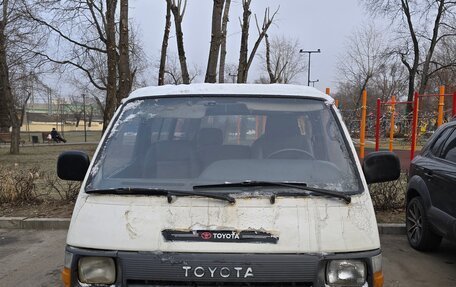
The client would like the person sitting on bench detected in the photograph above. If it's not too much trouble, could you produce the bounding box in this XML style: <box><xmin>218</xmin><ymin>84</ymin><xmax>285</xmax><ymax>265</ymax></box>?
<box><xmin>50</xmin><ymin>128</ymin><xmax>67</xmax><ymax>143</ymax></box>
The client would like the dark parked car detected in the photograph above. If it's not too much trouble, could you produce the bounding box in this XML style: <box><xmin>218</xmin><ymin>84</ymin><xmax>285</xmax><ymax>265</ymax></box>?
<box><xmin>407</xmin><ymin>121</ymin><xmax>456</xmax><ymax>251</ymax></box>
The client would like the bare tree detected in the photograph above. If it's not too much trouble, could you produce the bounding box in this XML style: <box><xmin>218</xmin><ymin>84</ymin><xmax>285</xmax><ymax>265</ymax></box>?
<box><xmin>167</xmin><ymin>0</ymin><xmax>190</xmax><ymax>84</ymax></box>
<box><xmin>105</xmin><ymin>0</ymin><xmax>118</xmax><ymax>130</ymax></box>
<box><xmin>218</xmin><ymin>0</ymin><xmax>231</xmax><ymax>83</ymax></box>
<box><xmin>237</xmin><ymin>0</ymin><xmax>251</xmax><ymax>84</ymax></box>
<box><xmin>237</xmin><ymin>3</ymin><xmax>279</xmax><ymax>83</ymax></box>
<box><xmin>161</xmin><ymin>54</ymin><xmax>199</xmax><ymax>85</ymax></box>
<box><xmin>158</xmin><ymin>0</ymin><xmax>172</xmax><ymax>86</ymax></box>
<box><xmin>0</xmin><ymin>0</ymin><xmax>46</xmax><ymax>154</ymax></box>
<box><xmin>117</xmin><ymin>0</ymin><xmax>132</xmax><ymax>105</ymax></box>
<box><xmin>67</xmin><ymin>95</ymin><xmax>84</xmax><ymax>127</ymax></box>
<box><xmin>205</xmin><ymin>0</ymin><xmax>225</xmax><ymax>83</ymax></box>
<box><xmin>0</xmin><ymin>70</ymin><xmax>8</xmax><ymax>132</ymax></box>
<box><xmin>372</xmin><ymin>58</ymin><xmax>408</xmax><ymax>103</ymax></box>
<box><xmin>337</xmin><ymin>24</ymin><xmax>388</xmax><ymax>108</ymax></box>
<box><xmin>27</xmin><ymin>0</ymin><xmax>139</xmax><ymax>130</ymax></box>
<box><xmin>362</xmin><ymin>0</ymin><xmax>456</xmax><ymax>106</ymax></box>
<box><xmin>261</xmin><ymin>35</ymin><xmax>306</xmax><ymax>84</ymax></box>
<box><xmin>428</xmin><ymin>36</ymin><xmax>456</xmax><ymax>89</ymax></box>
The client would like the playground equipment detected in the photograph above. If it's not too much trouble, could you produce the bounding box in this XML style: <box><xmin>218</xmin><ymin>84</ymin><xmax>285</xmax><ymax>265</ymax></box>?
<box><xmin>354</xmin><ymin>86</ymin><xmax>456</xmax><ymax>160</ymax></box>
<box><xmin>375</xmin><ymin>96</ymin><xmax>414</xmax><ymax>152</ymax></box>
<box><xmin>410</xmin><ymin>87</ymin><xmax>456</xmax><ymax>159</ymax></box>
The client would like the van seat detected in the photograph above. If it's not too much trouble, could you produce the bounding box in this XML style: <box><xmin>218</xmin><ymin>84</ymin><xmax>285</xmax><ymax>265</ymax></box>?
<box><xmin>196</xmin><ymin>128</ymin><xmax>251</xmax><ymax>169</ymax></box>
<box><xmin>143</xmin><ymin>140</ymin><xmax>199</xmax><ymax>178</ymax></box>
<box><xmin>251</xmin><ymin>115</ymin><xmax>312</xmax><ymax>159</ymax></box>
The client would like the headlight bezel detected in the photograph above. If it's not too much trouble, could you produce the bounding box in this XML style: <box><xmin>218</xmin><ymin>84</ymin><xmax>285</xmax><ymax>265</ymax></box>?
<box><xmin>326</xmin><ymin>259</ymin><xmax>367</xmax><ymax>287</ymax></box>
<box><xmin>78</xmin><ymin>256</ymin><xmax>117</xmax><ymax>285</ymax></box>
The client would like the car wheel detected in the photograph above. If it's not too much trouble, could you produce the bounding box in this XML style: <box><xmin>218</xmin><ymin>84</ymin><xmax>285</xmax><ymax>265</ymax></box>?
<box><xmin>406</xmin><ymin>196</ymin><xmax>442</xmax><ymax>251</ymax></box>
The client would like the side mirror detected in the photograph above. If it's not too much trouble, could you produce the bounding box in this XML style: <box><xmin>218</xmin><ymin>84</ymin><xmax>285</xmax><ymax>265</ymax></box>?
<box><xmin>362</xmin><ymin>151</ymin><xmax>400</xmax><ymax>184</ymax></box>
<box><xmin>57</xmin><ymin>151</ymin><xmax>90</xmax><ymax>181</ymax></box>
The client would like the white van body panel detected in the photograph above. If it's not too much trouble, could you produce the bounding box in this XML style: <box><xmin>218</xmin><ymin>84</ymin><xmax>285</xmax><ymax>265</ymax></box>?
<box><xmin>67</xmin><ymin>192</ymin><xmax>379</xmax><ymax>253</ymax></box>
<box><xmin>67</xmin><ymin>84</ymin><xmax>380</xmax><ymax>255</ymax></box>
<box><xmin>127</xmin><ymin>84</ymin><xmax>334</xmax><ymax>102</ymax></box>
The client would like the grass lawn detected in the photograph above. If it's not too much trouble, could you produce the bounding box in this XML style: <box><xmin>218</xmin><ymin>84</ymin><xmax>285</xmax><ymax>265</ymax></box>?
<box><xmin>20</xmin><ymin>131</ymin><xmax>103</xmax><ymax>144</ymax></box>
<box><xmin>0</xmin><ymin>143</ymin><xmax>99</xmax><ymax>217</ymax></box>
<box><xmin>0</xmin><ymin>143</ymin><xmax>98</xmax><ymax>201</ymax></box>
<box><xmin>0</xmin><ymin>143</ymin><xmax>98</xmax><ymax>174</ymax></box>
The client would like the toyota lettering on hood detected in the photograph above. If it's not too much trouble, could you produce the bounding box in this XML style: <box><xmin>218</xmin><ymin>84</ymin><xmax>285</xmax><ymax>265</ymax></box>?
<box><xmin>162</xmin><ymin>230</ymin><xmax>279</xmax><ymax>244</ymax></box>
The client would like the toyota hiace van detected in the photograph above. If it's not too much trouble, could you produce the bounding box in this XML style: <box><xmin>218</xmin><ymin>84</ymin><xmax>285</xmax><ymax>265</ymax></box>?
<box><xmin>58</xmin><ymin>84</ymin><xmax>400</xmax><ymax>287</ymax></box>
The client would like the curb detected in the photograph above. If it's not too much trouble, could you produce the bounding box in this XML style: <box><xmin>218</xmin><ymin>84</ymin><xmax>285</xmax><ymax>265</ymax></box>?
<box><xmin>0</xmin><ymin>217</ymin><xmax>70</xmax><ymax>230</ymax></box>
<box><xmin>377</xmin><ymin>223</ymin><xmax>406</xmax><ymax>235</ymax></box>
<box><xmin>1</xmin><ymin>217</ymin><xmax>405</xmax><ymax>234</ymax></box>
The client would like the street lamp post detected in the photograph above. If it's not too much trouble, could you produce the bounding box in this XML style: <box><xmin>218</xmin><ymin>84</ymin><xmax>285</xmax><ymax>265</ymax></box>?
<box><xmin>299</xmin><ymin>49</ymin><xmax>321</xmax><ymax>86</ymax></box>
<box><xmin>82</xmin><ymin>93</ymin><xmax>87</xmax><ymax>143</ymax></box>
<box><xmin>309</xmin><ymin>79</ymin><xmax>319</xmax><ymax>87</ymax></box>
<box><xmin>228</xmin><ymin>73</ymin><xmax>237</xmax><ymax>83</ymax></box>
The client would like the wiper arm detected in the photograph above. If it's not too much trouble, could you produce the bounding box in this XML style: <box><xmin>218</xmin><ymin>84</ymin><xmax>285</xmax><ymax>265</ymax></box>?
<box><xmin>193</xmin><ymin>180</ymin><xmax>308</xmax><ymax>189</ymax></box>
<box><xmin>193</xmin><ymin>181</ymin><xmax>351</xmax><ymax>204</ymax></box>
<box><xmin>273</xmin><ymin>183</ymin><xmax>351</xmax><ymax>204</ymax></box>
<box><xmin>86</xmin><ymin>188</ymin><xmax>235</xmax><ymax>204</ymax></box>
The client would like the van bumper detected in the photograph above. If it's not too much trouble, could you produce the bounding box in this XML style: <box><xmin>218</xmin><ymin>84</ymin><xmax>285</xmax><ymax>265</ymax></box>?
<box><xmin>65</xmin><ymin>245</ymin><xmax>381</xmax><ymax>287</ymax></box>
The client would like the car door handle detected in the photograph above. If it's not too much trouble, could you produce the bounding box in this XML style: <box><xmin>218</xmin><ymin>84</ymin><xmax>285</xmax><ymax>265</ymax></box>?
<box><xmin>424</xmin><ymin>170</ymin><xmax>434</xmax><ymax>177</ymax></box>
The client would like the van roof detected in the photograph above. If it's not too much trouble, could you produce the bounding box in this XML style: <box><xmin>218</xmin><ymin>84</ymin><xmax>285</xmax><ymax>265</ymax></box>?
<box><xmin>127</xmin><ymin>84</ymin><xmax>333</xmax><ymax>102</ymax></box>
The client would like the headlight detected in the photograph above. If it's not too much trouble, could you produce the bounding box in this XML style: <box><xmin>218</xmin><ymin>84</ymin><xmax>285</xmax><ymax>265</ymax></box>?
<box><xmin>326</xmin><ymin>260</ymin><xmax>367</xmax><ymax>286</ymax></box>
<box><xmin>78</xmin><ymin>256</ymin><xmax>116</xmax><ymax>284</ymax></box>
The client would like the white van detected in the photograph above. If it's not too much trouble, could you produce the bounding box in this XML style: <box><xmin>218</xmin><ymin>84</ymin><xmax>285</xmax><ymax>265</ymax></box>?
<box><xmin>58</xmin><ymin>84</ymin><xmax>400</xmax><ymax>287</ymax></box>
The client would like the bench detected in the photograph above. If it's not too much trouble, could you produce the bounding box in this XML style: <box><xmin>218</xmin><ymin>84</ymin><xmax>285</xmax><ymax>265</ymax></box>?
<box><xmin>41</xmin><ymin>132</ymin><xmax>66</xmax><ymax>143</ymax></box>
<box><xmin>0</xmin><ymin>132</ymin><xmax>26</xmax><ymax>145</ymax></box>
<box><xmin>42</xmin><ymin>132</ymin><xmax>52</xmax><ymax>143</ymax></box>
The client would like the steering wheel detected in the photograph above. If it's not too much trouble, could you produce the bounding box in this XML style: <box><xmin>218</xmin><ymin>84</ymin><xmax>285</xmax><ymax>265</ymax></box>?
<box><xmin>266</xmin><ymin>148</ymin><xmax>314</xmax><ymax>159</ymax></box>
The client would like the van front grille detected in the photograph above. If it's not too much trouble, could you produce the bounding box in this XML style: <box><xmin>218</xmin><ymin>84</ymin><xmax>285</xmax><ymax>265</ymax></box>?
<box><xmin>126</xmin><ymin>280</ymin><xmax>313</xmax><ymax>287</ymax></box>
<box><xmin>119</xmin><ymin>252</ymin><xmax>319</xmax><ymax>284</ymax></box>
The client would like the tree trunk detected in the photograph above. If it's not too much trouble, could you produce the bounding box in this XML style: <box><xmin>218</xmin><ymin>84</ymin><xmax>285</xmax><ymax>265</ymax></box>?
<box><xmin>75</xmin><ymin>114</ymin><xmax>81</xmax><ymax>127</ymax></box>
<box><xmin>88</xmin><ymin>106</ymin><xmax>93</xmax><ymax>127</ymax></box>
<box><xmin>401</xmin><ymin>0</ymin><xmax>420</xmax><ymax>115</ymax></box>
<box><xmin>265</xmin><ymin>34</ymin><xmax>276</xmax><ymax>83</ymax></box>
<box><xmin>0</xmin><ymin>89</ymin><xmax>9</xmax><ymax>132</ymax></box>
<box><xmin>169</xmin><ymin>0</ymin><xmax>190</xmax><ymax>84</ymax></box>
<box><xmin>218</xmin><ymin>0</ymin><xmax>231</xmax><ymax>83</ymax></box>
<box><xmin>418</xmin><ymin>0</ymin><xmax>445</xmax><ymax>95</ymax></box>
<box><xmin>0</xmin><ymin>53</ymin><xmax>20</xmax><ymax>155</ymax></box>
<box><xmin>355</xmin><ymin>77</ymin><xmax>370</xmax><ymax>110</ymax></box>
<box><xmin>244</xmin><ymin>8</ymin><xmax>277</xmax><ymax>82</ymax></box>
<box><xmin>19</xmin><ymin>93</ymin><xmax>31</xmax><ymax>127</ymax></box>
<box><xmin>0</xmin><ymin>0</ymin><xmax>11</xmax><ymax>133</ymax></box>
<box><xmin>205</xmin><ymin>0</ymin><xmax>224</xmax><ymax>83</ymax></box>
<box><xmin>0</xmin><ymin>0</ymin><xmax>19</xmax><ymax>154</ymax></box>
<box><xmin>117</xmin><ymin>0</ymin><xmax>131</xmax><ymax>105</ymax></box>
<box><xmin>237</xmin><ymin>0</ymin><xmax>251</xmax><ymax>83</ymax></box>
<box><xmin>159</xmin><ymin>1</ymin><xmax>172</xmax><ymax>86</ymax></box>
<box><xmin>103</xmin><ymin>0</ymin><xmax>118</xmax><ymax>131</ymax></box>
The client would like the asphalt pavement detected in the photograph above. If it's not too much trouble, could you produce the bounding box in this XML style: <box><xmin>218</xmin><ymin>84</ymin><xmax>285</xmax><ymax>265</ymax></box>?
<box><xmin>0</xmin><ymin>229</ymin><xmax>66</xmax><ymax>287</ymax></box>
<box><xmin>0</xmin><ymin>230</ymin><xmax>455</xmax><ymax>287</ymax></box>
<box><xmin>382</xmin><ymin>234</ymin><xmax>456</xmax><ymax>287</ymax></box>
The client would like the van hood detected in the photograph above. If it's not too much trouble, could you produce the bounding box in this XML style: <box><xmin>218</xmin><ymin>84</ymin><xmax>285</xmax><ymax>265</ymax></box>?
<box><xmin>67</xmin><ymin>192</ymin><xmax>380</xmax><ymax>254</ymax></box>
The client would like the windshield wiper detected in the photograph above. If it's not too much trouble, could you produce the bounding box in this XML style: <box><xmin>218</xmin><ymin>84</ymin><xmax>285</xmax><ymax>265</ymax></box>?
<box><xmin>193</xmin><ymin>181</ymin><xmax>351</xmax><ymax>204</ymax></box>
<box><xmin>86</xmin><ymin>187</ymin><xmax>235</xmax><ymax>204</ymax></box>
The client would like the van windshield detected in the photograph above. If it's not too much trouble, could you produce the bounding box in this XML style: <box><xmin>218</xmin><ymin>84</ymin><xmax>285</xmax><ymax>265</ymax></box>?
<box><xmin>86</xmin><ymin>96</ymin><xmax>361</xmax><ymax>193</ymax></box>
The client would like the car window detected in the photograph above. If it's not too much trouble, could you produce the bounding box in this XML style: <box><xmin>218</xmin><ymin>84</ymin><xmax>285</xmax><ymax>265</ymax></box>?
<box><xmin>430</xmin><ymin>127</ymin><xmax>454</xmax><ymax>157</ymax></box>
<box><xmin>440</xmin><ymin>129</ymin><xmax>456</xmax><ymax>163</ymax></box>
<box><xmin>200</xmin><ymin>115</ymin><xmax>262</xmax><ymax>145</ymax></box>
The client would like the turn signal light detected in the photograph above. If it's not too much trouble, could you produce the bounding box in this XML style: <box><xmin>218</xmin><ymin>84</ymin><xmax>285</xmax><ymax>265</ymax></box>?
<box><xmin>62</xmin><ymin>267</ymin><xmax>71</xmax><ymax>287</ymax></box>
<box><xmin>373</xmin><ymin>271</ymin><xmax>384</xmax><ymax>287</ymax></box>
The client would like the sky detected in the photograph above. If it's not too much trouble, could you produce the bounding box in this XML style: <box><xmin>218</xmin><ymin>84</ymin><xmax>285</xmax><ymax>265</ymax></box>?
<box><xmin>129</xmin><ymin>0</ymin><xmax>369</xmax><ymax>92</ymax></box>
